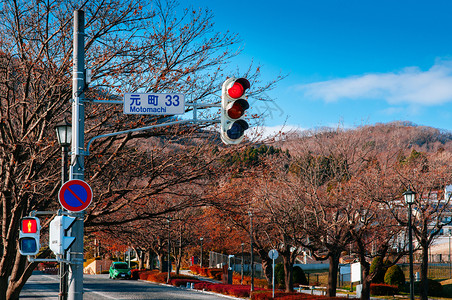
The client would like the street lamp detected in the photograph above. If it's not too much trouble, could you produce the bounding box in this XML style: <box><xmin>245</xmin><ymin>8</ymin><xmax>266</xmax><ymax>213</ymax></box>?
<box><xmin>55</xmin><ymin>119</ymin><xmax>72</xmax><ymax>184</ymax></box>
<box><xmin>403</xmin><ymin>188</ymin><xmax>416</xmax><ymax>300</ymax></box>
<box><xmin>200</xmin><ymin>237</ymin><xmax>203</xmax><ymax>267</ymax></box>
<box><xmin>248</xmin><ymin>211</ymin><xmax>254</xmax><ymax>292</ymax></box>
<box><xmin>55</xmin><ymin>118</ymin><xmax>72</xmax><ymax>300</ymax></box>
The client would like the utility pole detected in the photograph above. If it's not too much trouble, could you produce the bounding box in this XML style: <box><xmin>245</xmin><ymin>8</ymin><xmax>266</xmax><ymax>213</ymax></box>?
<box><xmin>68</xmin><ymin>10</ymin><xmax>85</xmax><ymax>300</ymax></box>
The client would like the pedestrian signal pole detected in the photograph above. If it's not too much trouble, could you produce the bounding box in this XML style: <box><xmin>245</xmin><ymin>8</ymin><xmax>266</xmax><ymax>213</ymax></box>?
<box><xmin>68</xmin><ymin>9</ymin><xmax>86</xmax><ymax>300</ymax></box>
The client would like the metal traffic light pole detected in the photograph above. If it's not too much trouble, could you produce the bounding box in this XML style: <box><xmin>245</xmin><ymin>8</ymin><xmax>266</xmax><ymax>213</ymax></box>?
<box><xmin>68</xmin><ymin>10</ymin><xmax>86</xmax><ymax>300</ymax></box>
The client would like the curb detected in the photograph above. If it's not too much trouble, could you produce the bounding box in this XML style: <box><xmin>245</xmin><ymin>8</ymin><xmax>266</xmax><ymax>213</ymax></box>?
<box><xmin>137</xmin><ymin>279</ymin><xmax>245</xmax><ymax>299</ymax></box>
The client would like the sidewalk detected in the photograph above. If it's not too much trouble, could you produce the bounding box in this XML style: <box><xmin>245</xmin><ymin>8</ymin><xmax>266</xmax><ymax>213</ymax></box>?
<box><xmin>180</xmin><ymin>269</ymin><xmax>221</xmax><ymax>283</ymax></box>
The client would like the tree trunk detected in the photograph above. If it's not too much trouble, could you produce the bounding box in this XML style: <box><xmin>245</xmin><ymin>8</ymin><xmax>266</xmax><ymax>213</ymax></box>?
<box><xmin>257</xmin><ymin>248</ymin><xmax>273</xmax><ymax>286</ymax></box>
<box><xmin>0</xmin><ymin>276</ymin><xmax>7</xmax><ymax>300</ymax></box>
<box><xmin>145</xmin><ymin>250</ymin><xmax>150</xmax><ymax>269</ymax></box>
<box><xmin>158</xmin><ymin>253</ymin><xmax>164</xmax><ymax>272</ymax></box>
<box><xmin>360</xmin><ymin>261</ymin><xmax>371</xmax><ymax>300</ymax></box>
<box><xmin>6</xmin><ymin>249</ymin><xmax>44</xmax><ymax>300</ymax></box>
<box><xmin>133</xmin><ymin>247</ymin><xmax>143</xmax><ymax>269</ymax></box>
<box><xmin>282</xmin><ymin>254</ymin><xmax>294</xmax><ymax>292</ymax></box>
<box><xmin>420</xmin><ymin>241</ymin><xmax>429</xmax><ymax>300</ymax></box>
<box><xmin>327</xmin><ymin>251</ymin><xmax>341</xmax><ymax>297</ymax></box>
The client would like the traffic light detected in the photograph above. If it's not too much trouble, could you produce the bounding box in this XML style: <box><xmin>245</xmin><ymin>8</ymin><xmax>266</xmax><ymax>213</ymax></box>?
<box><xmin>19</xmin><ymin>217</ymin><xmax>41</xmax><ymax>256</ymax></box>
<box><xmin>49</xmin><ymin>215</ymin><xmax>76</xmax><ymax>255</ymax></box>
<box><xmin>220</xmin><ymin>77</ymin><xmax>250</xmax><ymax>145</ymax></box>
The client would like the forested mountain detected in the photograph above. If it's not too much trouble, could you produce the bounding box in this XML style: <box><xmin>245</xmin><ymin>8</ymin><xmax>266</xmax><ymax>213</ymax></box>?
<box><xmin>279</xmin><ymin>121</ymin><xmax>452</xmax><ymax>153</ymax></box>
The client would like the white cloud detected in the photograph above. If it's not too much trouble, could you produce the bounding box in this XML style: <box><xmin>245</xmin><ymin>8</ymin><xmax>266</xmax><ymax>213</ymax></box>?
<box><xmin>296</xmin><ymin>60</ymin><xmax>452</xmax><ymax>106</ymax></box>
<box><xmin>251</xmin><ymin>125</ymin><xmax>303</xmax><ymax>140</ymax></box>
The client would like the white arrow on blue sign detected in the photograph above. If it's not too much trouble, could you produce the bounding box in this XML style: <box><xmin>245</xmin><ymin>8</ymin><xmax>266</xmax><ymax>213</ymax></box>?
<box><xmin>124</xmin><ymin>93</ymin><xmax>185</xmax><ymax>115</ymax></box>
<box><xmin>268</xmin><ymin>249</ymin><xmax>279</xmax><ymax>260</ymax></box>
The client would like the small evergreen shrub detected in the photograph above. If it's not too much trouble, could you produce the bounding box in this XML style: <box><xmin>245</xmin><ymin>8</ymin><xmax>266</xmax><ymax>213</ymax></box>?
<box><xmin>384</xmin><ymin>265</ymin><xmax>405</xmax><ymax>288</ymax></box>
<box><xmin>274</xmin><ymin>263</ymin><xmax>308</xmax><ymax>287</ymax></box>
<box><xmin>275</xmin><ymin>263</ymin><xmax>285</xmax><ymax>286</ymax></box>
<box><xmin>370</xmin><ymin>257</ymin><xmax>389</xmax><ymax>283</ymax></box>
<box><xmin>293</xmin><ymin>266</ymin><xmax>308</xmax><ymax>285</ymax></box>
<box><xmin>413</xmin><ymin>279</ymin><xmax>443</xmax><ymax>296</ymax></box>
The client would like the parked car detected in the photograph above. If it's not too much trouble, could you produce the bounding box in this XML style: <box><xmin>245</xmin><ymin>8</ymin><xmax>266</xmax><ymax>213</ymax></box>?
<box><xmin>109</xmin><ymin>262</ymin><xmax>131</xmax><ymax>279</ymax></box>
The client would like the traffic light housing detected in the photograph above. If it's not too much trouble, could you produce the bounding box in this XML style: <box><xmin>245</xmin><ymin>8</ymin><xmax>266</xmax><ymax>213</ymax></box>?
<box><xmin>221</xmin><ymin>77</ymin><xmax>250</xmax><ymax>145</ymax></box>
<box><xmin>49</xmin><ymin>215</ymin><xmax>76</xmax><ymax>255</ymax></box>
<box><xmin>19</xmin><ymin>217</ymin><xmax>41</xmax><ymax>256</ymax></box>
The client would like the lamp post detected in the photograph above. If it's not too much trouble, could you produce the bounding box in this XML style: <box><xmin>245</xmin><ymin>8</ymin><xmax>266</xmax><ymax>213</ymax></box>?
<box><xmin>449</xmin><ymin>231</ymin><xmax>451</xmax><ymax>279</ymax></box>
<box><xmin>55</xmin><ymin>119</ymin><xmax>72</xmax><ymax>300</ymax></box>
<box><xmin>199</xmin><ymin>237</ymin><xmax>204</xmax><ymax>268</ymax></box>
<box><xmin>241</xmin><ymin>243</ymin><xmax>244</xmax><ymax>285</ymax></box>
<box><xmin>248</xmin><ymin>211</ymin><xmax>254</xmax><ymax>292</ymax></box>
<box><xmin>167</xmin><ymin>218</ymin><xmax>171</xmax><ymax>284</ymax></box>
<box><xmin>403</xmin><ymin>188</ymin><xmax>416</xmax><ymax>300</ymax></box>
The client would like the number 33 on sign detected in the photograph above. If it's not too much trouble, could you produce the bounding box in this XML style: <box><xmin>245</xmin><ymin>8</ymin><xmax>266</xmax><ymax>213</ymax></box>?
<box><xmin>124</xmin><ymin>93</ymin><xmax>185</xmax><ymax>115</ymax></box>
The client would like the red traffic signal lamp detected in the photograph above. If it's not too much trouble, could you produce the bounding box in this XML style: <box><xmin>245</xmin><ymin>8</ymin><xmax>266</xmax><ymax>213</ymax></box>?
<box><xmin>19</xmin><ymin>217</ymin><xmax>41</xmax><ymax>256</ymax></box>
<box><xmin>221</xmin><ymin>78</ymin><xmax>250</xmax><ymax>145</ymax></box>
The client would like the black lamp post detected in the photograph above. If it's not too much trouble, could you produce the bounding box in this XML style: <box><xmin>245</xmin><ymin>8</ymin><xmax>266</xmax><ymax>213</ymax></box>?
<box><xmin>403</xmin><ymin>188</ymin><xmax>416</xmax><ymax>300</ymax></box>
<box><xmin>55</xmin><ymin>119</ymin><xmax>71</xmax><ymax>300</ymax></box>
<box><xmin>241</xmin><ymin>242</ymin><xmax>244</xmax><ymax>285</ymax></box>
<box><xmin>248</xmin><ymin>211</ymin><xmax>254</xmax><ymax>292</ymax></box>
<box><xmin>167</xmin><ymin>218</ymin><xmax>171</xmax><ymax>284</ymax></box>
<box><xmin>199</xmin><ymin>237</ymin><xmax>203</xmax><ymax>267</ymax></box>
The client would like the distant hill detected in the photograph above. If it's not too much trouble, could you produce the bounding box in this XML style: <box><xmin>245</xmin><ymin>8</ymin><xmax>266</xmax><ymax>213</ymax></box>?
<box><xmin>277</xmin><ymin>121</ymin><xmax>452</xmax><ymax>153</ymax></box>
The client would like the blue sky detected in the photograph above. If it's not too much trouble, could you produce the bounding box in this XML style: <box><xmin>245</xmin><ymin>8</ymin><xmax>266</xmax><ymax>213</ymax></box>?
<box><xmin>191</xmin><ymin>0</ymin><xmax>452</xmax><ymax>133</ymax></box>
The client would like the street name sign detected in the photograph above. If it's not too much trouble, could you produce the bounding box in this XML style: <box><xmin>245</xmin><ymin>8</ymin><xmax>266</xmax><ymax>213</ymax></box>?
<box><xmin>124</xmin><ymin>93</ymin><xmax>185</xmax><ymax>115</ymax></box>
<box><xmin>58</xmin><ymin>180</ymin><xmax>93</xmax><ymax>212</ymax></box>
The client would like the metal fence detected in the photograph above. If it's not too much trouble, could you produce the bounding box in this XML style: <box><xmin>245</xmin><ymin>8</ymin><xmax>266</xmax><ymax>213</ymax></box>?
<box><xmin>209</xmin><ymin>251</ymin><xmax>264</xmax><ymax>278</ymax></box>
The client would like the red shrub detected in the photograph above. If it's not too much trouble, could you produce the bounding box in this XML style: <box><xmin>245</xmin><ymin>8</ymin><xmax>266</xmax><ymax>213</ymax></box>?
<box><xmin>237</xmin><ymin>274</ymin><xmax>269</xmax><ymax>288</ymax></box>
<box><xmin>251</xmin><ymin>291</ymin><xmax>345</xmax><ymax>300</ymax></box>
<box><xmin>130</xmin><ymin>269</ymin><xmax>144</xmax><ymax>280</ymax></box>
<box><xmin>194</xmin><ymin>281</ymin><xmax>214</xmax><ymax>290</ymax></box>
<box><xmin>227</xmin><ymin>285</ymin><xmax>251</xmax><ymax>297</ymax></box>
<box><xmin>370</xmin><ymin>283</ymin><xmax>398</xmax><ymax>296</ymax></box>
<box><xmin>147</xmin><ymin>272</ymin><xmax>169</xmax><ymax>283</ymax></box>
<box><xmin>189</xmin><ymin>265</ymin><xmax>201</xmax><ymax>275</ymax></box>
<box><xmin>199</xmin><ymin>267</ymin><xmax>209</xmax><ymax>276</ymax></box>
<box><xmin>136</xmin><ymin>270</ymin><xmax>157</xmax><ymax>280</ymax></box>
<box><xmin>206</xmin><ymin>268</ymin><xmax>223</xmax><ymax>280</ymax></box>
<box><xmin>205</xmin><ymin>284</ymin><xmax>252</xmax><ymax>297</ymax></box>
<box><xmin>169</xmin><ymin>278</ymin><xmax>201</xmax><ymax>287</ymax></box>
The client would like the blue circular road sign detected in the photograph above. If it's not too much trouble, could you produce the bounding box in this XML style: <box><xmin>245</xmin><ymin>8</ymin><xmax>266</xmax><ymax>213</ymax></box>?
<box><xmin>58</xmin><ymin>179</ymin><xmax>93</xmax><ymax>212</ymax></box>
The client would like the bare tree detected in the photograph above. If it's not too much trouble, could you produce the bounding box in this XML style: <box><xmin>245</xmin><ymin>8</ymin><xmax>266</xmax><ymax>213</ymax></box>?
<box><xmin>0</xmin><ymin>0</ymin><xmax>281</xmax><ymax>298</ymax></box>
<box><xmin>391</xmin><ymin>149</ymin><xmax>452</xmax><ymax>300</ymax></box>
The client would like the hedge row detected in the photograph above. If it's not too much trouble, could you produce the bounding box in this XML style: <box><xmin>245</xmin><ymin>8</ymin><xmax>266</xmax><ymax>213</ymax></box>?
<box><xmin>197</xmin><ymin>283</ymin><xmax>253</xmax><ymax>298</ymax></box>
<box><xmin>369</xmin><ymin>283</ymin><xmax>398</xmax><ymax>296</ymax></box>
<box><xmin>251</xmin><ymin>291</ymin><xmax>344</xmax><ymax>300</ymax></box>
<box><xmin>134</xmin><ymin>269</ymin><xmax>346</xmax><ymax>300</ymax></box>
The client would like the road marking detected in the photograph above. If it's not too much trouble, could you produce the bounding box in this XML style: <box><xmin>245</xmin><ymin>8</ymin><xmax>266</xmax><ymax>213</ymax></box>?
<box><xmin>42</xmin><ymin>274</ymin><xmax>58</xmax><ymax>281</ymax></box>
<box><xmin>84</xmin><ymin>288</ymin><xmax>117</xmax><ymax>300</ymax></box>
<box><xmin>42</xmin><ymin>274</ymin><xmax>115</xmax><ymax>299</ymax></box>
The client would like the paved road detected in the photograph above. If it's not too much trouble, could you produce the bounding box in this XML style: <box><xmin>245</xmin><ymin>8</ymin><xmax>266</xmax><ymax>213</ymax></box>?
<box><xmin>20</xmin><ymin>272</ymin><xmax>239</xmax><ymax>300</ymax></box>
